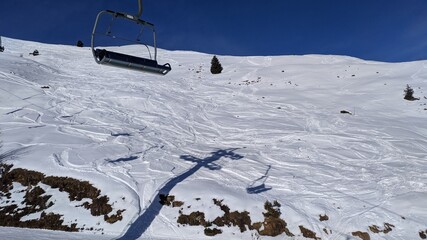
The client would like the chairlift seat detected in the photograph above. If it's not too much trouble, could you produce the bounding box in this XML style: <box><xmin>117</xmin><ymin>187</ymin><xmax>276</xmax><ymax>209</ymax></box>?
<box><xmin>91</xmin><ymin>1</ymin><xmax>171</xmax><ymax>75</ymax></box>
<box><xmin>95</xmin><ymin>49</ymin><xmax>171</xmax><ymax>75</ymax></box>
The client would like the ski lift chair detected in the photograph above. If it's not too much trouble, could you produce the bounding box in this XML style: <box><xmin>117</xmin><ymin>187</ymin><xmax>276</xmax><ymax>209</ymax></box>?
<box><xmin>91</xmin><ymin>1</ymin><xmax>171</xmax><ymax>75</ymax></box>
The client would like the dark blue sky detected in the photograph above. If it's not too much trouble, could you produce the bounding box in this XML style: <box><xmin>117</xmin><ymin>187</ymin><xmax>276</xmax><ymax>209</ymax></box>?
<box><xmin>1</xmin><ymin>0</ymin><xmax>427</xmax><ymax>62</ymax></box>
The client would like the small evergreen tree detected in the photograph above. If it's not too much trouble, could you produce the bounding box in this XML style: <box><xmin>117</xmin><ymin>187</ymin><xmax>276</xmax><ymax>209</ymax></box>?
<box><xmin>404</xmin><ymin>84</ymin><xmax>418</xmax><ymax>101</ymax></box>
<box><xmin>76</xmin><ymin>40</ymin><xmax>84</xmax><ymax>47</ymax></box>
<box><xmin>210</xmin><ymin>55</ymin><xmax>223</xmax><ymax>74</ymax></box>
<box><xmin>30</xmin><ymin>50</ymin><xmax>39</xmax><ymax>56</ymax></box>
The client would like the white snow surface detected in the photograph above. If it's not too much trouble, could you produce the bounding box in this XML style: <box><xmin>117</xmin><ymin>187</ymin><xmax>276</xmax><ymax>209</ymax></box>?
<box><xmin>0</xmin><ymin>37</ymin><xmax>426</xmax><ymax>239</ymax></box>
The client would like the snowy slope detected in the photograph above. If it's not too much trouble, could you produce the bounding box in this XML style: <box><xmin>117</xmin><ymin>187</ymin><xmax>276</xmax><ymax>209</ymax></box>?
<box><xmin>0</xmin><ymin>37</ymin><xmax>426</xmax><ymax>240</ymax></box>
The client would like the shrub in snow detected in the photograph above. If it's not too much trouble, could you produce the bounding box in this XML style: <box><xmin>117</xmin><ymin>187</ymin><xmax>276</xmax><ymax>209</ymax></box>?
<box><xmin>0</xmin><ymin>46</ymin><xmax>4</xmax><ymax>52</ymax></box>
<box><xmin>210</xmin><ymin>55</ymin><xmax>223</xmax><ymax>74</ymax></box>
<box><xmin>404</xmin><ymin>84</ymin><xmax>419</xmax><ymax>101</ymax></box>
<box><xmin>76</xmin><ymin>40</ymin><xmax>84</xmax><ymax>47</ymax></box>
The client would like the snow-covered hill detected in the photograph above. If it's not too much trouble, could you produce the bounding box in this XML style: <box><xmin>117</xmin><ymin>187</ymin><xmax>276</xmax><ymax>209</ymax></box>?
<box><xmin>0</xmin><ymin>37</ymin><xmax>426</xmax><ymax>240</ymax></box>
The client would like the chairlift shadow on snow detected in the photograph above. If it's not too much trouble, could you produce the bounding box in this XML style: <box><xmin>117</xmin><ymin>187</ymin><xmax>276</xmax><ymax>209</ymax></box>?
<box><xmin>107</xmin><ymin>155</ymin><xmax>139</xmax><ymax>163</ymax></box>
<box><xmin>117</xmin><ymin>148</ymin><xmax>244</xmax><ymax>240</ymax></box>
<box><xmin>246</xmin><ymin>165</ymin><xmax>272</xmax><ymax>194</ymax></box>
<box><xmin>246</xmin><ymin>183</ymin><xmax>272</xmax><ymax>194</ymax></box>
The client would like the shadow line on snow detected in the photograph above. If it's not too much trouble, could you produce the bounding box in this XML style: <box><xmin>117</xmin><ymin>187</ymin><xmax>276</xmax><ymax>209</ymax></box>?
<box><xmin>117</xmin><ymin>148</ymin><xmax>244</xmax><ymax>240</ymax></box>
<box><xmin>108</xmin><ymin>156</ymin><xmax>139</xmax><ymax>163</ymax></box>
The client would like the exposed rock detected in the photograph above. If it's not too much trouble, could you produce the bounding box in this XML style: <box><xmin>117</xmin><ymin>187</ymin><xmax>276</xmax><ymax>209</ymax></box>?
<box><xmin>299</xmin><ymin>225</ymin><xmax>320</xmax><ymax>239</ymax></box>
<box><xmin>369</xmin><ymin>223</ymin><xmax>395</xmax><ymax>234</ymax></box>
<box><xmin>352</xmin><ymin>231</ymin><xmax>370</xmax><ymax>240</ymax></box>
<box><xmin>90</xmin><ymin>196</ymin><xmax>112</xmax><ymax>216</ymax></box>
<box><xmin>104</xmin><ymin>209</ymin><xmax>126</xmax><ymax>224</ymax></box>
<box><xmin>319</xmin><ymin>214</ymin><xmax>329</xmax><ymax>221</ymax></box>
<box><xmin>253</xmin><ymin>201</ymin><xmax>294</xmax><ymax>237</ymax></box>
<box><xmin>177</xmin><ymin>211</ymin><xmax>206</xmax><ymax>226</ymax></box>
<box><xmin>204</xmin><ymin>227</ymin><xmax>222</xmax><ymax>236</ymax></box>
<box><xmin>213</xmin><ymin>198</ymin><xmax>252</xmax><ymax>232</ymax></box>
<box><xmin>159</xmin><ymin>194</ymin><xmax>184</xmax><ymax>208</ymax></box>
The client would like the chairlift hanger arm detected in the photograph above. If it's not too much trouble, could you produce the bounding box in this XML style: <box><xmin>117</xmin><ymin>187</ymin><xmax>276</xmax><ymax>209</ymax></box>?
<box><xmin>130</xmin><ymin>0</ymin><xmax>144</xmax><ymax>22</ymax></box>
<box><xmin>106</xmin><ymin>0</ymin><xmax>143</xmax><ymax>20</ymax></box>
<box><xmin>101</xmin><ymin>0</ymin><xmax>150</xmax><ymax>25</ymax></box>
<box><xmin>137</xmin><ymin>0</ymin><xmax>143</xmax><ymax>18</ymax></box>
<box><xmin>104</xmin><ymin>10</ymin><xmax>154</xmax><ymax>27</ymax></box>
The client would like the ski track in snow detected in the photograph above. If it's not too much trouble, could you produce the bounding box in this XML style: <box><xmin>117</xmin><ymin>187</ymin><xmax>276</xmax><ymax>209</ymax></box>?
<box><xmin>0</xmin><ymin>37</ymin><xmax>427</xmax><ymax>239</ymax></box>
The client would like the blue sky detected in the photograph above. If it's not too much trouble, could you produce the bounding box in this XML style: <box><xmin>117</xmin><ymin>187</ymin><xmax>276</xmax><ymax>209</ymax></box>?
<box><xmin>1</xmin><ymin>0</ymin><xmax>427</xmax><ymax>62</ymax></box>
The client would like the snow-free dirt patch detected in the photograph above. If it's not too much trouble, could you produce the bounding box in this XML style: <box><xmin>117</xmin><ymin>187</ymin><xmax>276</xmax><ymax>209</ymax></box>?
<box><xmin>352</xmin><ymin>231</ymin><xmax>371</xmax><ymax>240</ymax></box>
<box><xmin>164</xmin><ymin>195</ymin><xmax>296</xmax><ymax>237</ymax></box>
<box><xmin>0</xmin><ymin>164</ymin><xmax>125</xmax><ymax>232</ymax></box>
